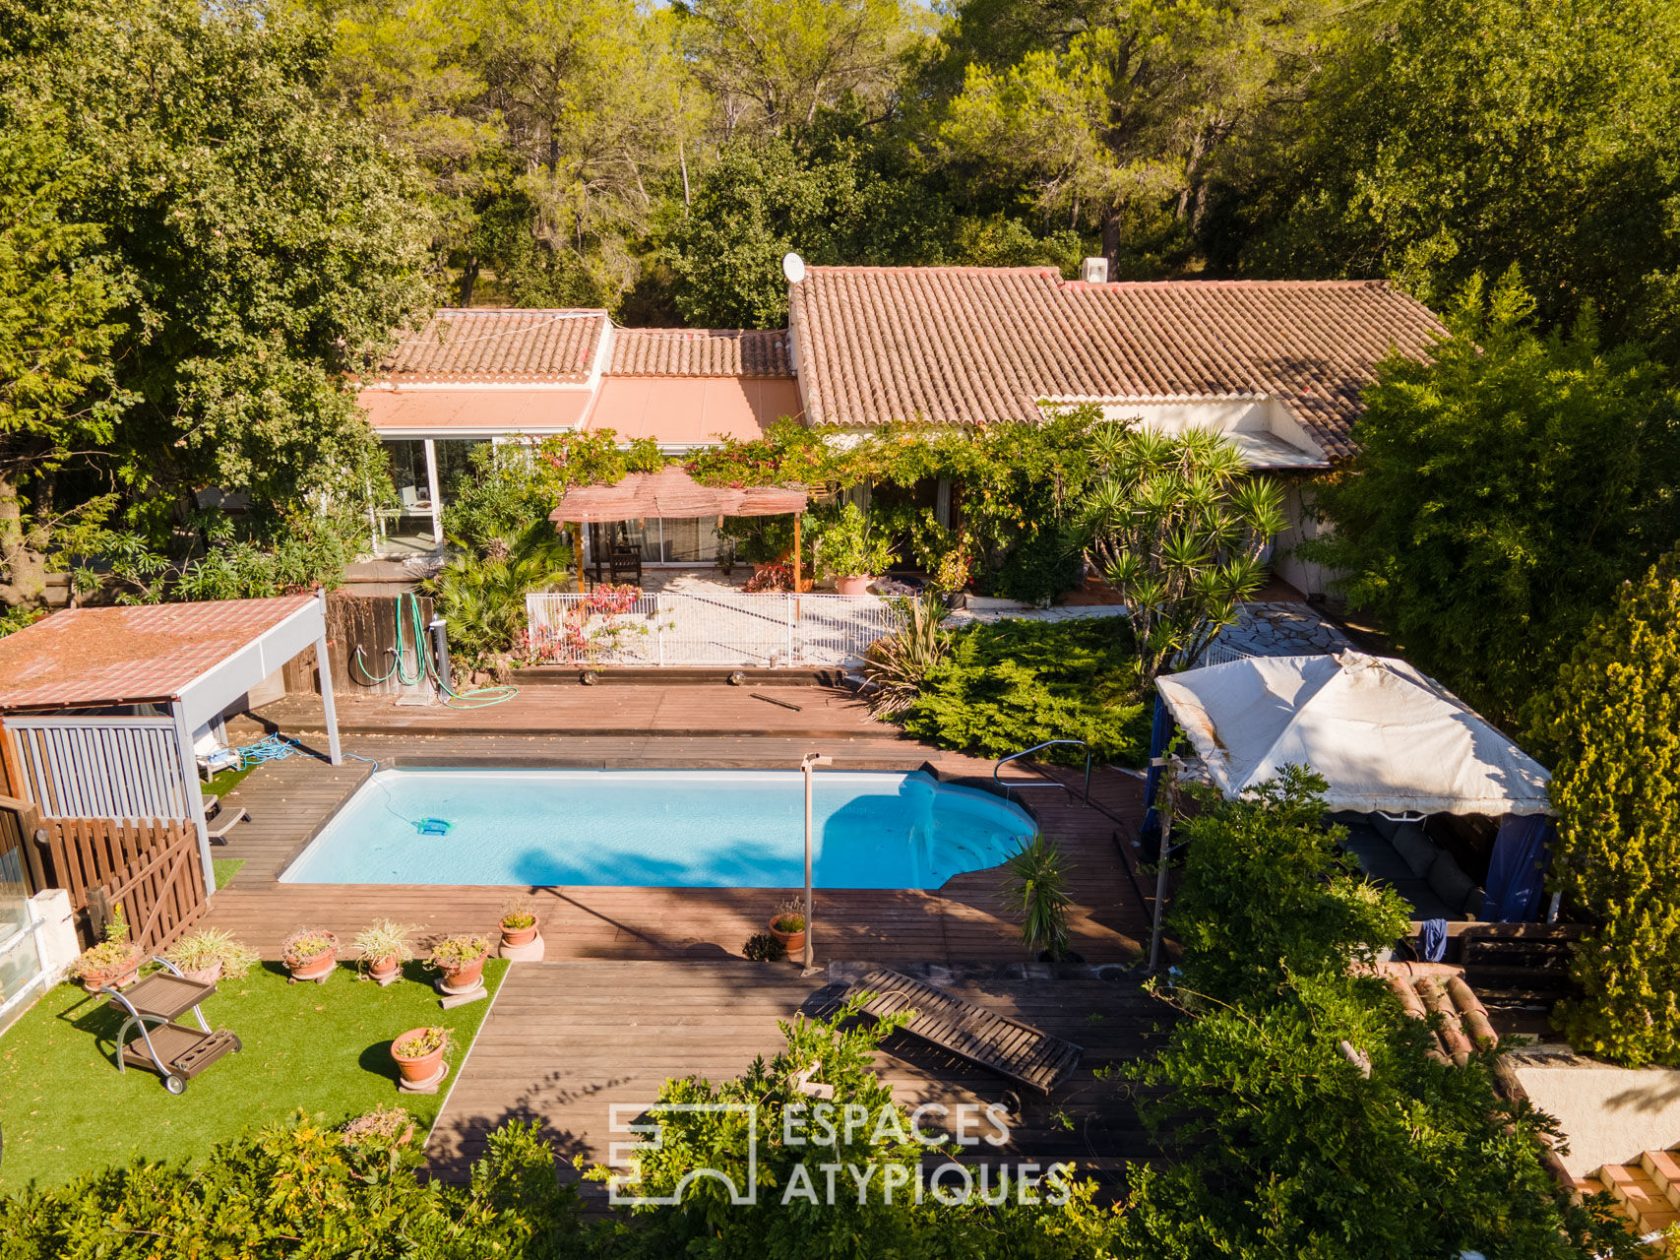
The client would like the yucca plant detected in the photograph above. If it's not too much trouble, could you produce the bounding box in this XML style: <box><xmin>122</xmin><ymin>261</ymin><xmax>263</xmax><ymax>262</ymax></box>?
<box><xmin>1080</xmin><ymin>427</ymin><xmax>1284</xmax><ymax>679</ymax></box>
<box><xmin>1003</xmin><ymin>834</ymin><xmax>1072</xmax><ymax>962</ymax></box>
<box><xmin>861</xmin><ymin>591</ymin><xmax>949</xmax><ymax>716</ymax></box>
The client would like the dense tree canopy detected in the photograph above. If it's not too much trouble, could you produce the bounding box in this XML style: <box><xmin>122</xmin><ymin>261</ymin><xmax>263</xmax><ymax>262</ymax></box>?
<box><xmin>0</xmin><ymin>0</ymin><xmax>437</xmax><ymax>598</ymax></box>
<box><xmin>1302</xmin><ymin>272</ymin><xmax>1680</xmax><ymax>729</ymax></box>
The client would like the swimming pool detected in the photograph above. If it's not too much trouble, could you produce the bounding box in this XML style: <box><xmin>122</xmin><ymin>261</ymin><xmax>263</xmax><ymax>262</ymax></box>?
<box><xmin>279</xmin><ymin>768</ymin><xmax>1036</xmax><ymax>890</ymax></box>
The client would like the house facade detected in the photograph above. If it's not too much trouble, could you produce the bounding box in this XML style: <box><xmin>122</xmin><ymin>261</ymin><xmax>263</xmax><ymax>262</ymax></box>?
<box><xmin>357</xmin><ymin>263</ymin><xmax>1443</xmax><ymax>592</ymax></box>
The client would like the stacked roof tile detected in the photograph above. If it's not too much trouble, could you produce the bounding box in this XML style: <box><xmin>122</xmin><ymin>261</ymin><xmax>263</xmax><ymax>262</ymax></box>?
<box><xmin>610</xmin><ymin>328</ymin><xmax>791</xmax><ymax>378</ymax></box>
<box><xmin>787</xmin><ymin>267</ymin><xmax>1445</xmax><ymax>459</ymax></box>
<box><xmin>383</xmin><ymin>309</ymin><xmax>609</xmax><ymax>382</ymax></box>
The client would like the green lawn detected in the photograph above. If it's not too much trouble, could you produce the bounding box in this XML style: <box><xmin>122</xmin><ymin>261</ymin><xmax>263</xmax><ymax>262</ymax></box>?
<box><xmin>211</xmin><ymin>857</ymin><xmax>245</xmax><ymax>887</ymax></box>
<box><xmin>0</xmin><ymin>958</ymin><xmax>507</xmax><ymax>1190</ymax></box>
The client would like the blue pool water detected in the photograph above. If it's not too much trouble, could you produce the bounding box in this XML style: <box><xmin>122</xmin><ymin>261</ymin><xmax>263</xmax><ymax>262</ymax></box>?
<box><xmin>280</xmin><ymin>768</ymin><xmax>1036</xmax><ymax>889</ymax></box>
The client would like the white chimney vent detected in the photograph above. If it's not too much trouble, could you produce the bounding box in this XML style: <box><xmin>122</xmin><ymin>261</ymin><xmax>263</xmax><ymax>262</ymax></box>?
<box><xmin>1080</xmin><ymin>256</ymin><xmax>1109</xmax><ymax>284</ymax></box>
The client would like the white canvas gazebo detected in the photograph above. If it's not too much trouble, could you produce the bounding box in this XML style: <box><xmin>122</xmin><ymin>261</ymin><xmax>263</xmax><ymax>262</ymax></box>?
<box><xmin>1153</xmin><ymin>652</ymin><xmax>1551</xmax><ymax>816</ymax></box>
<box><xmin>1145</xmin><ymin>651</ymin><xmax>1554</xmax><ymax>925</ymax></box>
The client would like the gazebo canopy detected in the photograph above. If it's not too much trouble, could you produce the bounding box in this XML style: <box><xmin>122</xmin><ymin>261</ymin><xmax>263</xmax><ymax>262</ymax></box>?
<box><xmin>549</xmin><ymin>465</ymin><xmax>807</xmax><ymax>524</ymax></box>
<box><xmin>1154</xmin><ymin>651</ymin><xmax>1551</xmax><ymax>816</ymax></box>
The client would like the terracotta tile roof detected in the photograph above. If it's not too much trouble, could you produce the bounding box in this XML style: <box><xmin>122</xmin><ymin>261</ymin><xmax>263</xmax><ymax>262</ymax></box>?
<box><xmin>787</xmin><ymin>267</ymin><xmax>1445</xmax><ymax>458</ymax></box>
<box><xmin>0</xmin><ymin>595</ymin><xmax>318</xmax><ymax>711</ymax></box>
<box><xmin>609</xmin><ymin>328</ymin><xmax>791</xmax><ymax>377</ymax></box>
<box><xmin>383</xmin><ymin>309</ymin><xmax>610</xmax><ymax>382</ymax></box>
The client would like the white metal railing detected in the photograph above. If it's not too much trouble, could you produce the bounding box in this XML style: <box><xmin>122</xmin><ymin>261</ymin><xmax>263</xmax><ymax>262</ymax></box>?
<box><xmin>525</xmin><ymin>590</ymin><xmax>899</xmax><ymax>667</ymax></box>
<box><xmin>7</xmin><ymin>716</ymin><xmax>191</xmax><ymax>820</ymax></box>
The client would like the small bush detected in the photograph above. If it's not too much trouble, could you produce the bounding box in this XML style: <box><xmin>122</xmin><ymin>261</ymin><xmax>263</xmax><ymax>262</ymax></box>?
<box><xmin>894</xmin><ymin>618</ymin><xmax>1149</xmax><ymax>765</ymax></box>
<box><xmin>743</xmin><ymin>932</ymin><xmax>787</xmax><ymax>962</ymax></box>
<box><xmin>1003</xmin><ymin>835</ymin><xmax>1072</xmax><ymax>961</ymax></box>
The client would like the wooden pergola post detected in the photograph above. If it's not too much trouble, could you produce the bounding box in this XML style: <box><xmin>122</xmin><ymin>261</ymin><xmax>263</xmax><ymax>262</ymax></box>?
<box><xmin>574</xmin><ymin>525</ymin><xmax>587</xmax><ymax>591</ymax></box>
<box><xmin>792</xmin><ymin>510</ymin><xmax>802</xmax><ymax>620</ymax></box>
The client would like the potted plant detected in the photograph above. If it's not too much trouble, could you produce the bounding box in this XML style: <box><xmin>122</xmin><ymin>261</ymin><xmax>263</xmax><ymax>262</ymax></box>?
<box><xmin>353</xmin><ymin>920</ymin><xmax>417</xmax><ymax>984</ymax></box>
<box><xmin>498</xmin><ymin>898</ymin><xmax>539</xmax><ymax>949</ymax></box>
<box><xmin>816</xmin><ymin>503</ymin><xmax>894</xmax><ymax>595</ymax></box>
<box><xmin>163</xmin><ymin>928</ymin><xmax>259</xmax><ymax>986</ymax></box>
<box><xmin>1003</xmin><ymin>834</ymin><xmax>1075</xmax><ymax>963</ymax></box>
<box><xmin>429</xmin><ymin>934</ymin><xmax>491</xmax><ymax>991</ymax></box>
<box><xmin>281</xmin><ymin>928</ymin><xmax>339</xmax><ymax>982</ymax></box>
<box><xmin>767</xmin><ymin>897</ymin><xmax>807</xmax><ymax>956</ymax></box>
<box><xmin>390</xmin><ymin>1026</ymin><xmax>449</xmax><ymax>1087</ymax></box>
<box><xmin>69</xmin><ymin>908</ymin><xmax>143</xmax><ymax>993</ymax></box>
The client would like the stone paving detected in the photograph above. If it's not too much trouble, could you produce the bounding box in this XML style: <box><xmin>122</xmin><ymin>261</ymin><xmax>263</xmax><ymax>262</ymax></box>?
<box><xmin>1207</xmin><ymin>600</ymin><xmax>1354</xmax><ymax>660</ymax></box>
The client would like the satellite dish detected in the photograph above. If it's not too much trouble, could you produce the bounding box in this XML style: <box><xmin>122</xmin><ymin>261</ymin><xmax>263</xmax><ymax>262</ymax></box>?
<box><xmin>782</xmin><ymin>252</ymin><xmax>807</xmax><ymax>285</ymax></box>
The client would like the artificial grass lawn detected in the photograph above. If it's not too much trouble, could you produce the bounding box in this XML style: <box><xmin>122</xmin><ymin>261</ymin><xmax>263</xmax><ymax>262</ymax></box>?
<box><xmin>0</xmin><ymin>958</ymin><xmax>507</xmax><ymax>1190</ymax></box>
<box><xmin>211</xmin><ymin>857</ymin><xmax>245</xmax><ymax>887</ymax></box>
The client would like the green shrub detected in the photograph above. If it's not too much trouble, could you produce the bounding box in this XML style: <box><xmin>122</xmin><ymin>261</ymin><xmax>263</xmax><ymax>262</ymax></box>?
<box><xmin>0</xmin><ymin>1114</ymin><xmax>583</xmax><ymax>1258</ymax></box>
<box><xmin>1167</xmin><ymin>768</ymin><xmax>1410</xmax><ymax>1005</ymax></box>
<box><xmin>1533</xmin><ymin>553</ymin><xmax>1680</xmax><ymax>1065</ymax></box>
<box><xmin>861</xmin><ymin>592</ymin><xmax>949</xmax><ymax>716</ymax></box>
<box><xmin>895</xmin><ymin>618</ymin><xmax>1149</xmax><ymax>765</ymax></box>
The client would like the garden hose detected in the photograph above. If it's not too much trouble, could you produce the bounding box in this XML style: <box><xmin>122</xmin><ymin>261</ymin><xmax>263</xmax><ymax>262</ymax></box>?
<box><xmin>351</xmin><ymin>591</ymin><xmax>518</xmax><ymax>708</ymax></box>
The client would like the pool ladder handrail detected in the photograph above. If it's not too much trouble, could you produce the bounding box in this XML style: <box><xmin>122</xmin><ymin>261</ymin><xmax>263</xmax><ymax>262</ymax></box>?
<box><xmin>992</xmin><ymin>740</ymin><xmax>1092</xmax><ymax>804</ymax></box>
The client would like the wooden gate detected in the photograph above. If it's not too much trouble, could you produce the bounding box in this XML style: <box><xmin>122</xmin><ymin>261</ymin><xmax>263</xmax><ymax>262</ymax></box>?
<box><xmin>84</xmin><ymin>822</ymin><xmax>204</xmax><ymax>954</ymax></box>
<box><xmin>37</xmin><ymin>817</ymin><xmax>205</xmax><ymax>950</ymax></box>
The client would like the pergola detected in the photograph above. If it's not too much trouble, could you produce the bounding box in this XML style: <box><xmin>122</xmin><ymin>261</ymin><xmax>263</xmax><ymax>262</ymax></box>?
<box><xmin>0</xmin><ymin>591</ymin><xmax>342</xmax><ymax>894</ymax></box>
<box><xmin>549</xmin><ymin>465</ymin><xmax>810</xmax><ymax>589</ymax></box>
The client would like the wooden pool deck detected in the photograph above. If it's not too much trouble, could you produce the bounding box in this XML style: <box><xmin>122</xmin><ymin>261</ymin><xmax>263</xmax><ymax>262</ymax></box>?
<box><xmin>200</xmin><ymin>730</ymin><xmax>1152</xmax><ymax>966</ymax></box>
<box><xmin>205</xmin><ymin>675</ymin><xmax>1153</xmax><ymax>965</ymax></box>
<box><xmin>426</xmin><ymin>959</ymin><xmax>1167</xmax><ymax>1185</ymax></box>
<box><xmin>199</xmin><ymin>679</ymin><xmax>1159</xmax><ymax>1185</ymax></box>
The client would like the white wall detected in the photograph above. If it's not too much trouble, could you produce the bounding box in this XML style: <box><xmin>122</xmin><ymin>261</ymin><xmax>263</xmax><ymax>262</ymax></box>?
<box><xmin>1273</xmin><ymin>479</ymin><xmax>1337</xmax><ymax>599</ymax></box>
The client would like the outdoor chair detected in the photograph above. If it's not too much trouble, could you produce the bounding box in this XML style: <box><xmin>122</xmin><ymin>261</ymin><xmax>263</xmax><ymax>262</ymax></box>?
<box><xmin>607</xmin><ymin>544</ymin><xmax>643</xmax><ymax>585</ymax></box>
<box><xmin>102</xmin><ymin>958</ymin><xmax>241</xmax><ymax>1094</ymax></box>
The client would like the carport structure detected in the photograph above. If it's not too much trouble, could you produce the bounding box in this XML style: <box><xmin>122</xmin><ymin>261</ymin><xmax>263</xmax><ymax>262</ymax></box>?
<box><xmin>0</xmin><ymin>591</ymin><xmax>342</xmax><ymax>895</ymax></box>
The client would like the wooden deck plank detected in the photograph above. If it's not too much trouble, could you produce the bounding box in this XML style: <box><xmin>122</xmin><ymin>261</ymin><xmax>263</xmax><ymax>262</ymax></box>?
<box><xmin>423</xmin><ymin>959</ymin><xmax>1159</xmax><ymax>1186</ymax></box>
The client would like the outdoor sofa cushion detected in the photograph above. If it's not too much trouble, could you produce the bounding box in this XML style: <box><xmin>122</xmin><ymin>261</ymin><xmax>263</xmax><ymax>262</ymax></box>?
<box><xmin>1426</xmin><ymin>850</ymin><xmax>1478</xmax><ymax>915</ymax></box>
<box><xmin>1390</xmin><ymin>824</ymin><xmax>1438</xmax><ymax>879</ymax></box>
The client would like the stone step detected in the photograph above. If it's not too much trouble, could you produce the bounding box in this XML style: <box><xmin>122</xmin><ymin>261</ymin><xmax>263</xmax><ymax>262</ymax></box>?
<box><xmin>1597</xmin><ymin>1160</ymin><xmax>1680</xmax><ymax>1241</ymax></box>
<box><xmin>1643</xmin><ymin>1148</ymin><xmax>1680</xmax><ymax>1211</ymax></box>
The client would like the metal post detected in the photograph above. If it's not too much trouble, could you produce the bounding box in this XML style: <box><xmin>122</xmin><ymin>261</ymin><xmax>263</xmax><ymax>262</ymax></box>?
<box><xmin>170</xmin><ymin>702</ymin><xmax>216</xmax><ymax>896</ymax></box>
<box><xmin>429</xmin><ymin>618</ymin><xmax>452</xmax><ymax>696</ymax></box>
<box><xmin>314</xmin><ymin>588</ymin><xmax>343</xmax><ymax>766</ymax></box>
<box><xmin>801</xmin><ymin>752</ymin><xmax>830</xmax><ymax>976</ymax></box>
<box><xmin>1146</xmin><ymin>756</ymin><xmax>1177</xmax><ymax>973</ymax></box>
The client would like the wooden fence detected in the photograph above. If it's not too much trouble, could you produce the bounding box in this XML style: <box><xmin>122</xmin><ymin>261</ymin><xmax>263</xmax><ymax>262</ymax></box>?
<box><xmin>286</xmin><ymin>591</ymin><xmax>435</xmax><ymax>699</ymax></box>
<box><xmin>35</xmin><ymin>816</ymin><xmax>204</xmax><ymax>950</ymax></box>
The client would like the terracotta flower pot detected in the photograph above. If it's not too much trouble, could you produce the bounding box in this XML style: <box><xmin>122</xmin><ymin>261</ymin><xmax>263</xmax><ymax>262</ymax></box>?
<box><xmin>440</xmin><ymin>953</ymin><xmax>488</xmax><ymax>991</ymax></box>
<box><xmin>80</xmin><ymin>957</ymin><xmax>142</xmax><ymax>993</ymax></box>
<box><xmin>834</xmin><ymin>574</ymin><xmax>874</xmax><ymax>596</ymax></box>
<box><xmin>391</xmin><ymin>1028</ymin><xmax>446</xmax><ymax>1086</ymax></box>
<box><xmin>180</xmin><ymin>961</ymin><xmax>223</xmax><ymax>987</ymax></box>
<box><xmin>287</xmin><ymin>949</ymin><xmax>336</xmax><ymax>982</ymax></box>
<box><xmin>500</xmin><ymin>921</ymin><xmax>538</xmax><ymax>948</ymax></box>
<box><xmin>367</xmin><ymin>955</ymin><xmax>401</xmax><ymax>984</ymax></box>
<box><xmin>768</xmin><ymin>919</ymin><xmax>806</xmax><ymax>956</ymax></box>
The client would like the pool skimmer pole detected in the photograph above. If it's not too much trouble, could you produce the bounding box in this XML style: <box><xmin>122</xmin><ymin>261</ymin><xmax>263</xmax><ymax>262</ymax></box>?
<box><xmin>801</xmin><ymin>752</ymin><xmax>830</xmax><ymax>976</ymax></box>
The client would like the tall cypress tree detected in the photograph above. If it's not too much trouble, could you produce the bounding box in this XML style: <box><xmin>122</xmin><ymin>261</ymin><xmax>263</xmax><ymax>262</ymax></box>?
<box><xmin>1534</xmin><ymin>553</ymin><xmax>1680</xmax><ymax>1065</ymax></box>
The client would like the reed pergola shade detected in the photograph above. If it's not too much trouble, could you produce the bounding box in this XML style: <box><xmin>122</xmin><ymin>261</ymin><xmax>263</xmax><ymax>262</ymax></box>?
<box><xmin>548</xmin><ymin>465</ymin><xmax>807</xmax><ymax>524</ymax></box>
<box><xmin>550</xmin><ymin>466</ymin><xmax>810</xmax><ymax>591</ymax></box>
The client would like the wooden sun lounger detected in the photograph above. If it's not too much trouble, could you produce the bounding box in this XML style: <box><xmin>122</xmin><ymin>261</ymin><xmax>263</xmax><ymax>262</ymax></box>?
<box><xmin>206</xmin><ymin>806</ymin><xmax>248</xmax><ymax>845</ymax></box>
<box><xmin>844</xmin><ymin>965</ymin><xmax>1083</xmax><ymax>1095</ymax></box>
